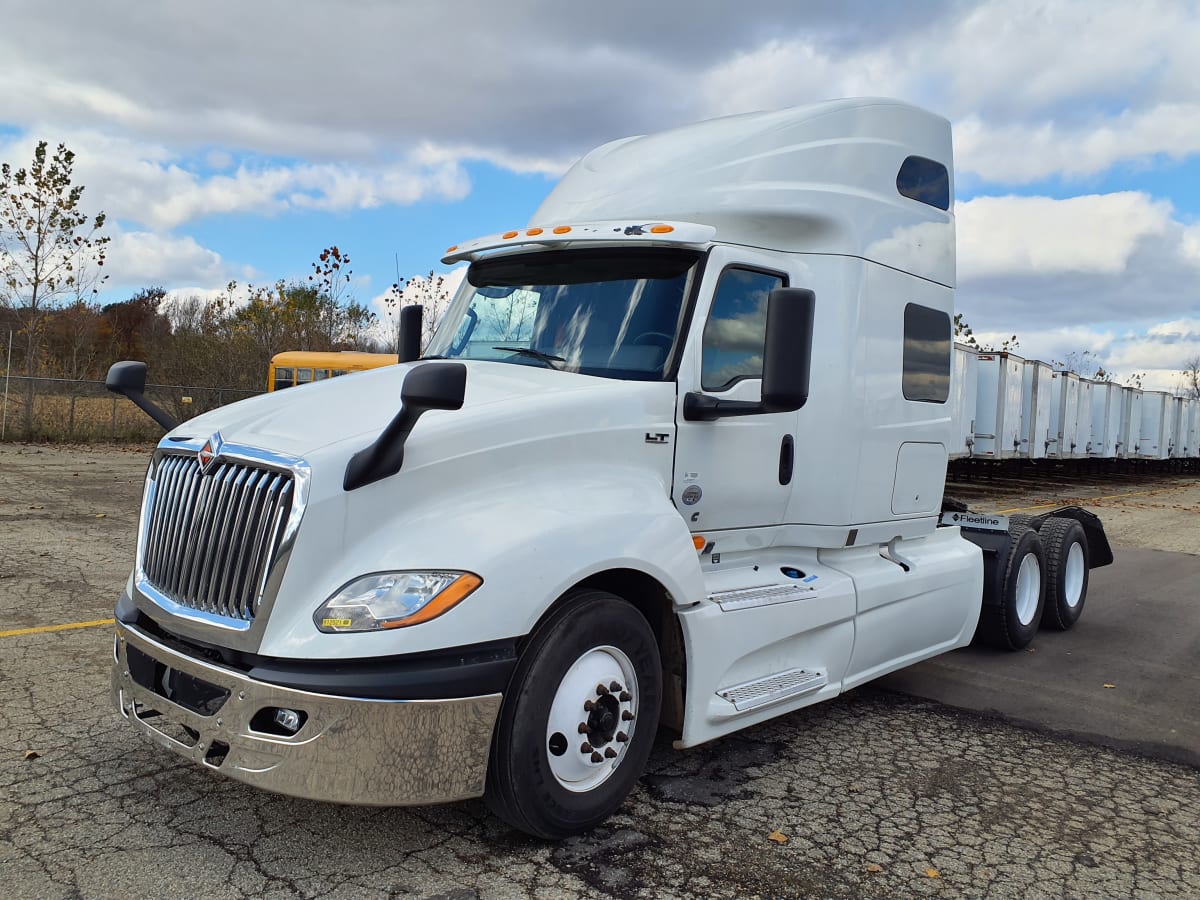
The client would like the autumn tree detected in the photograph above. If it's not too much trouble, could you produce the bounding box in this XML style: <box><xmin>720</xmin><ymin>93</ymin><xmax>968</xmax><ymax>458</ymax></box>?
<box><xmin>0</xmin><ymin>141</ymin><xmax>109</xmax><ymax>434</ymax></box>
<box><xmin>953</xmin><ymin>313</ymin><xmax>1018</xmax><ymax>352</ymax></box>
<box><xmin>1181</xmin><ymin>356</ymin><xmax>1200</xmax><ymax>400</ymax></box>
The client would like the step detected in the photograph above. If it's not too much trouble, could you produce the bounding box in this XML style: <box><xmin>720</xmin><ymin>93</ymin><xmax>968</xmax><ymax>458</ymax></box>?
<box><xmin>716</xmin><ymin>668</ymin><xmax>828</xmax><ymax>712</ymax></box>
<box><xmin>708</xmin><ymin>582</ymin><xmax>815</xmax><ymax>612</ymax></box>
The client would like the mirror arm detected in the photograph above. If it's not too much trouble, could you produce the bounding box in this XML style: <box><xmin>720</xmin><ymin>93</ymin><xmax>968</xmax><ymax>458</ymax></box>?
<box><xmin>683</xmin><ymin>393</ymin><xmax>765</xmax><ymax>421</ymax></box>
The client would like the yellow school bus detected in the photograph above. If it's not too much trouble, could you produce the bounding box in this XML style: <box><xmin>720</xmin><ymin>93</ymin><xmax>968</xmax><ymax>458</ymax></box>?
<box><xmin>268</xmin><ymin>351</ymin><xmax>399</xmax><ymax>391</ymax></box>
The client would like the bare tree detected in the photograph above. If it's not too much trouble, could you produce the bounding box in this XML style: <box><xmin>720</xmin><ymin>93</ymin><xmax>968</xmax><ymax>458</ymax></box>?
<box><xmin>0</xmin><ymin>141</ymin><xmax>108</xmax><ymax>435</ymax></box>
<box><xmin>383</xmin><ymin>271</ymin><xmax>453</xmax><ymax>353</ymax></box>
<box><xmin>1181</xmin><ymin>356</ymin><xmax>1200</xmax><ymax>399</ymax></box>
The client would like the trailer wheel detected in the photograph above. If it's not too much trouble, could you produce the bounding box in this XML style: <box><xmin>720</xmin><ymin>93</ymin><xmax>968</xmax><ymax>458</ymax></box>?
<box><xmin>1039</xmin><ymin>517</ymin><xmax>1089</xmax><ymax>630</ymax></box>
<box><xmin>485</xmin><ymin>589</ymin><xmax>661</xmax><ymax>839</ymax></box>
<box><xmin>975</xmin><ymin>526</ymin><xmax>1046</xmax><ymax>650</ymax></box>
<box><xmin>1007</xmin><ymin>513</ymin><xmax>1039</xmax><ymax>532</ymax></box>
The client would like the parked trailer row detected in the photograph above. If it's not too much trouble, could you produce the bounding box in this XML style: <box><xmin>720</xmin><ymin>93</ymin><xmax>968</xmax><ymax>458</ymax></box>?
<box><xmin>951</xmin><ymin>346</ymin><xmax>1200</xmax><ymax>464</ymax></box>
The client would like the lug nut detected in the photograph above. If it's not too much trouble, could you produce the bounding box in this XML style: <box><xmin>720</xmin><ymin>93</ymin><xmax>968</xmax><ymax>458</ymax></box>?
<box><xmin>616</xmin><ymin>732</ymin><xmax>628</xmax><ymax>742</ymax></box>
<box><xmin>591</xmin><ymin>751</ymin><xmax>604</xmax><ymax>763</ymax></box>
<box><xmin>583</xmin><ymin>699</ymin><xmax>596</xmax><ymax>711</ymax></box>
<box><xmin>581</xmin><ymin>742</ymin><xmax>593</xmax><ymax>754</ymax></box>
<box><xmin>622</xmin><ymin>710</ymin><xmax>635</xmax><ymax>721</ymax></box>
<box><xmin>577</xmin><ymin>723</ymin><xmax>589</xmax><ymax>734</ymax></box>
<box><xmin>619</xmin><ymin>691</ymin><xmax>631</xmax><ymax>701</ymax></box>
<box><xmin>596</xmin><ymin>684</ymin><xmax>609</xmax><ymax>696</ymax></box>
<box><xmin>604</xmin><ymin>747</ymin><xmax>618</xmax><ymax>758</ymax></box>
<box><xmin>609</xmin><ymin>681</ymin><xmax>622</xmax><ymax>692</ymax></box>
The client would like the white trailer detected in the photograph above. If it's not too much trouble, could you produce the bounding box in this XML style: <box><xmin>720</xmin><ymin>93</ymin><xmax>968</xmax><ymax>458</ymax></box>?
<box><xmin>1139</xmin><ymin>391</ymin><xmax>1172</xmax><ymax>459</ymax></box>
<box><xmin>1089</xmin><ymin>382</ymin><xmax>1124</xmax><ymax>458</ymax></box>
<box><xmin>1169</xmin><ymin>397</ymin><xmax>1186</xmax><ymax>458</ymax></box>
<box><xmin>1047</xmin><ymin>371</ymin><xmax>1080</xmax><ymax>458</ymax></box>
<box><xmin>1188</xmin><ymin>398</ymin><xmax>1200</xmax><ymax>458</ymax></box>
<box><xmin>1074</xmin><ymin>380</ymin><xmax>1095</xmax><ymax>458</ymax></box>
<box><xmin>973</xmin><ymin>352</ymin><xmax>1025</xmax><ymax>459</ymax></box>
<box><xmin>1119</xmin><ymin>388</ymin><xmax>1143</xmax><ymax>459</ymax></box>
<box><xmin>949</xmin><ymin>343</ymin><xmax>977</xmax><ymax>458</ymax></box>
<box><xmin>105</xmin><ymin>99</ymin><xmax>1112</xmax><ymax>839</ymax></box>
<box><xmin>1020</xmin><ymin>359</ymin><xmax>1053</xmax><ymax>460</ymax></box>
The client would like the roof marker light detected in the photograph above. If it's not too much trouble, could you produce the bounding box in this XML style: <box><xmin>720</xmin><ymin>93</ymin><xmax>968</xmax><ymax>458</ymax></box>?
<box><xmin>526</xmin><ymin>227</ymin><xmax>544</xmax><ymax>236</ymax></box>
<box><xmin>446</xmin><ymin>245</ymin><xmax>458</xmax><ymax>253</ymax></box>
<box><xmin>553</xmin><ymin>225</ymin><xmax>572</xmax><ymax>234</ymax></box>
<box><xmin>502</xmin><ymin>231</ymin><xmax>519</xmax><ymax>239</ymax></box>
<box><xmin>650</xmin><ymin>224</ymin><xmax>675</xmax><ymax>234</ymax></box>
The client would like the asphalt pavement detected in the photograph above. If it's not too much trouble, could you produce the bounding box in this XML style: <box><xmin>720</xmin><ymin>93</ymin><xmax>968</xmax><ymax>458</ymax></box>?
<box><xmin>876</xmin><ymin>547</ymin><xmax>1200</xmax><ymax>768</ymax></box>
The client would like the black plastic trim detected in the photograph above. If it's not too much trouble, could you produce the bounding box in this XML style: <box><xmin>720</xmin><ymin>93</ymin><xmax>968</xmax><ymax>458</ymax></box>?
<box><xmin>117</xmin><ymin>595</ymin><xmax>518</xmax><ymax>700</ymax></box>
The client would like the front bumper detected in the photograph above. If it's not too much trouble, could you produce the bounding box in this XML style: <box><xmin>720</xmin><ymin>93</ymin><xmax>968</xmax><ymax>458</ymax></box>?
<box><xmin>112</xmin><ymin>620</ymin><xmax>502</xmax><ymax>805</ymax></box>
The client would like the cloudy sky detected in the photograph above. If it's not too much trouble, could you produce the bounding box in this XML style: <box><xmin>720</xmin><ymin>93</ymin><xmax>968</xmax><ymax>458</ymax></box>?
<box><xmin>2</xmin><ymin>0</ymin><xmax>1198</xmax><ymax>389</ymax></box>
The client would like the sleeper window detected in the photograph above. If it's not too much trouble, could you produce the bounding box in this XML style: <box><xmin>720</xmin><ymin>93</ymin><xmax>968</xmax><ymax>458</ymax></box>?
<box><xmin>903</xmin><ymin>303</ymin><xmax>951</xmax><ymax>403</ymax></box>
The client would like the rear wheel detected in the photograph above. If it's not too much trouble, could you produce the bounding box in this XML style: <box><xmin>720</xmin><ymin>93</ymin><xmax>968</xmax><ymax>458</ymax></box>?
<box><xmin>1039</xmin><ymin>517</ymin><xmax>1089</xmax><ymax>630</ymax></box>
<box><xmin>975</xmin><ymin>526</ymin><xmax>1046</xmax><ymax>650</ymax></box>
<box><xmin>485</xmin><ymin>590</ymin><xmax>661</xmax><ymax>839</ymax></box>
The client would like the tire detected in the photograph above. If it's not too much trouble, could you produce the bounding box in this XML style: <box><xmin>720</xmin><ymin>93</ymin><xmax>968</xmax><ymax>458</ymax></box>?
<box><xmin>1007</xmin><ymin>513</ymin><xmax>1040</xmax><ymax>532</ymax></box>
<box><xmin>1039</xmin><ymin>517</ymin><xmax>1089</xmax><ymax>630</ymax></box>
<box><xmin>975</xmin><ymin>526</ymin><xmax>1046</xmax><ymax>650</ymax></box>
<box><xmin>485</xmin><ymin>589</ymin><xmax>661</xmax><ymax>839</ymax></box>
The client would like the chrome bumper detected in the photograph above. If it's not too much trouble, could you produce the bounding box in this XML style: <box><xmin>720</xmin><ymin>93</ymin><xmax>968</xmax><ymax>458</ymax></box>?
<box><xmin>112</xmin><ymin>621</ymin><xmax>502</xmax><ymax>805</ymax></box>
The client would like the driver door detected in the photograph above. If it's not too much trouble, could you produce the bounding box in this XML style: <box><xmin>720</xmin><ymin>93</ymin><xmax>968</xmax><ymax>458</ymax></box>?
<box><xmin>673</xmin><ymin>247</ymin><xmax>798</xmax><ymax>531</ymax></box>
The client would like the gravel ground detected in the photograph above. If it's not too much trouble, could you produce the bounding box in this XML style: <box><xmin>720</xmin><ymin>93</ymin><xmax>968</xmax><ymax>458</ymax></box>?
<box><xmin>2</xmin><ymin>444</ymin><xmax>1199</xmax><ymax>899</ymax></box>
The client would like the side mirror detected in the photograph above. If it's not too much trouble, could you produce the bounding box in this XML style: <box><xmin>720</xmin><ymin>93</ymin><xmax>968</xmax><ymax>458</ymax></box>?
<box><xmin>398</xmin><ymin>304</ymin><xmax>423</xmax><ymax>362</ymax></box>
<box><xmin>105</xmin><ymin>361</ymin><xmax>179</xmax><ymax>431</ymax></box>
<box><xmin>343</xmin><ymin>362</ymin><xmax>466</xmax><ymax>491</ymax></box>
<box><xmin>683</xmin><ymin>288</ymin><xmax>815</xmax><ymax>421</ymax></box>
<box><xmin>761</xmin><ymin>288</ymin><xmax>815</xmax><ymax>413</ymax></box>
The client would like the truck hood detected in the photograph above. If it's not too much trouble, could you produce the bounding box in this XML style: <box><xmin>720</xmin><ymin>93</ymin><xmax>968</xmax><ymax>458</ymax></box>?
<box><xmin>169</xmin><ymin>361</ymin><xmax>635</xmax><ymax>458</ymax></box>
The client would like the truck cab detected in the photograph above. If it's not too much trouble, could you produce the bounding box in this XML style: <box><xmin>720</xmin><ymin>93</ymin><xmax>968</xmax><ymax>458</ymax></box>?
<box><xmin>109</xmin><ymin>99</ymin><xmax>1098</xmax><ymax>839</ymax></box>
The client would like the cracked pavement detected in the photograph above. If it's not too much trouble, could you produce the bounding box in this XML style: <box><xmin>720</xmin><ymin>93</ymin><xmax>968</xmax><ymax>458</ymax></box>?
<box><xmin>2</xmin><ymin>445</ymin><xmax>1199</xmax><ymax>898</ymax></box>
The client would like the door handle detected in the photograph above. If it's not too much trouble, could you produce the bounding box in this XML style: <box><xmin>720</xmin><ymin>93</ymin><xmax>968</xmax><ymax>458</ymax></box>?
<box><xmin>778</xmin><ymin>434</ymin><xmax>794</xmax><ymax>485</ymax></box>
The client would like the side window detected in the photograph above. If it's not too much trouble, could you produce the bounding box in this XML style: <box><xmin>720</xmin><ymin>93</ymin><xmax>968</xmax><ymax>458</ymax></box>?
<box><xmin>701</xmin><ymin>268</ymin><xmax>785</xmax><ymax>391</ymax></box>
<box><xmin>903</xmin><ymin>303</ymin><xmax>951</xmax><ymax>403</ymax></box>
<box><xmin>896</xmin><ymin>156</ymin><xmax>950</xmax><ymax>211</ymax></box>
<box><xmin>274</xmin><ymin>367</ymin><xmax>294</xmax><ymax>389</ymax></box>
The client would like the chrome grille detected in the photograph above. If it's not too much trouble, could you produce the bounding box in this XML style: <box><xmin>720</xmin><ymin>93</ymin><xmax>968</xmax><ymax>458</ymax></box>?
<box><xmin>141</xmin><ymin>454</ymin><xmax>296</xmax><ymax>622</ymax></box>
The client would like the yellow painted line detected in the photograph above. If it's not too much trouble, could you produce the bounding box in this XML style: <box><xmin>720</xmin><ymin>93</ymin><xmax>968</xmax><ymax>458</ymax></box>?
<box><xmin>997</xmin><ymin>484</ymin><xmax>1198</xmax><ymax>515</ymax></box>
<box><xmin>0</xmin><ymin>618</ymin><xmax>115</xmax><ymax>638</ymax></box>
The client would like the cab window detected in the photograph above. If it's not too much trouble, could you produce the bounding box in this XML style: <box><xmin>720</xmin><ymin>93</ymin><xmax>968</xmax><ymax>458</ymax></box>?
<box><xmin>701</xmin><ymin>268</ymin><xmax>785</xmax><ymax>391</ymax></box>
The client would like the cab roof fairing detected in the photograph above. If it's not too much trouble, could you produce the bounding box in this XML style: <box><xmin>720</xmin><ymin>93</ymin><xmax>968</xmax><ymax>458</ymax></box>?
<box><xmin>440</xmin><ymin>220</ymin><xmax>717</xmax><ymax>266</ymax></box>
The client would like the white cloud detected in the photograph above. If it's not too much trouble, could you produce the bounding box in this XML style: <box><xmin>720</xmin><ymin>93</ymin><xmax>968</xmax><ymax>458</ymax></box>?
<box><xmin>957</xmin><ymin>193</ymin><xmax>1173</xmax><ymax>279</ymax></box>
<box><xmin>105</xmin><ymin>229</ymin><xmax>248</xmax><ymax>288</ymax></box>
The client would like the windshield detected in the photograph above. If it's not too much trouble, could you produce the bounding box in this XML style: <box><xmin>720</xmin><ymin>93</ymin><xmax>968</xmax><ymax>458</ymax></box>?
<box><xmin>426</xmin><ymin>248</ymin><xmax>701</xmax><ymax>381</ymax></box>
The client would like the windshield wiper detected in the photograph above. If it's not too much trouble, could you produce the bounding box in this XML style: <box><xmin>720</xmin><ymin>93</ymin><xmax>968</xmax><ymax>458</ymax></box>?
<box><xmin>492</xmin><ymin>347</ymin><xmax>565</xmax><ymax>369</ymax></box>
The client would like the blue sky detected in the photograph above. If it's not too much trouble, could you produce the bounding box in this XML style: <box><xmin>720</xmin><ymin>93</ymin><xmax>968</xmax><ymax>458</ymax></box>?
<box><xmin>2</xmin><ymin>0</ymin><xmax>1199</xmax><ymax>390</ymax></box>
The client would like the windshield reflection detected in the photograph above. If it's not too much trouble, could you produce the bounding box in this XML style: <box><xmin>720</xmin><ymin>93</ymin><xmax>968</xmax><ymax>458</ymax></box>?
<box><xmin>426</xmin><ymin>249</ymin><xmax>700</xmax><ymax>381</ymax></box>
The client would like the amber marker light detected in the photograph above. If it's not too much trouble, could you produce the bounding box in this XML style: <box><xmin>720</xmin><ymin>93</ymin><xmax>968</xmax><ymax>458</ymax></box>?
<box><xmin>526</xmin><ymin>227</ymin><xmax>544</xmax><ymax>236</ymax></box>
<box><xmin>379</xmin><ymin>572</ymin><xmax>484</xmax><ymax>629</ymax></box>
<box><xmin>650</xmin><ymin>224</ymin><xmax>675</xmax><ymax>234</ymax></box>
<box><xmin>552</xmin><ymin>225</ymin><xmax>572</xmax><ymax>234</ymax></box>
<box><xmin>692</xmin><ymin>535</ymin><xmax>706</xmax><ymax>551</ymax></box>
<box><xmin>446</xmin><ymin>245</ymin><xmax>458</xmax><ymax>253</ymax></box>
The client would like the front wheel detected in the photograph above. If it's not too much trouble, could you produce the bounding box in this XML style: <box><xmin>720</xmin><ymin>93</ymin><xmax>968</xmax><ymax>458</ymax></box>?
<box><xmin>485</xmin><ymin>590</ymin><xmax>661</xmax><ymax>838</ymax></box>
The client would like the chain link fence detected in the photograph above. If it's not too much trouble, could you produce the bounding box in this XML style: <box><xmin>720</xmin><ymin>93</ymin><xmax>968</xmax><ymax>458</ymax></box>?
<box><xmin>0</xmin><ymin>375</ymin><xmax>261</xmax><ymax>442</ymax></box>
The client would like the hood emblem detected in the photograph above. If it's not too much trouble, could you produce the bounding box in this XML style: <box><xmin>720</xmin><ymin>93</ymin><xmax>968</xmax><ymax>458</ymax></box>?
<box><xmin>197</xmin><ymin>431</ymin><xmax>223</xmax><ymax>474</ymax></box>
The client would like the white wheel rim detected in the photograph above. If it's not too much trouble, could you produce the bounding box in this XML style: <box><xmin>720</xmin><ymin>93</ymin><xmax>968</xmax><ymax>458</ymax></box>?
<box><xmin>1014</xmin><ymin>552</ymin><xmax>1041</xmax><ymax>626</ymax></box>
<box><xmin>1064</xmin><ymin>542</ymin><xmax>1085</xmax><ymax>608</ymax></box>
<box><xmin>545</xmin><ymin>645</ymin><xmax>639</xmax><ymax>792</ymax></box>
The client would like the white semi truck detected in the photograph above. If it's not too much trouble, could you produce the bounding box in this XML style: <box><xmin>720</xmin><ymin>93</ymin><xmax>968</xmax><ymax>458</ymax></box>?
<box><xmin>107</xmin><ymin>98</ymin><xmax>1111</xmax><ymax>839</ymax></box>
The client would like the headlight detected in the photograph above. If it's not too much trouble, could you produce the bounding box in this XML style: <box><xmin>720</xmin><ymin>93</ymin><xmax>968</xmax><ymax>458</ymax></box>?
<box><xmin>314</xmin><ymin>571</ymin><xmax>482</xmax><ymax>633</ymax></box>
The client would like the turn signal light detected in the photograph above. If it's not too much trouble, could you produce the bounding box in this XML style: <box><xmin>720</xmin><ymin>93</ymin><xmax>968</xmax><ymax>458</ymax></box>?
<box><xmin>692</xmin><ymin>535</ymin><xmax>706</xmax><ymax>551</ymax></box>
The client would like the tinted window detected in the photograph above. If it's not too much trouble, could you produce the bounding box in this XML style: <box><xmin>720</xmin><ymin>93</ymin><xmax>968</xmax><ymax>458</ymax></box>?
<box><xmin>274</xmin><ymin>367</ymin><xmax>294</xmax><ymax>390</ymax></box>
<box><xmin>903</xmin><ymin>303</ymin><xmax>951</xmax><ymax>403</ymax></box>
<box><xmin>896</xmin><ymin>156</ymin><xmax>950</xmax><ymax>210</ymax></box>
<box><xmin>702</xmin><ymin>268</ymin><xmax>785</xmax><ymax>391</ymax></box>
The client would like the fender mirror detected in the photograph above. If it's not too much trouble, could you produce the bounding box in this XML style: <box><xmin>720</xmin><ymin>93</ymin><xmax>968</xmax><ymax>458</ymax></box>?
<box><xmin>105</xmin><ymin>361</ymin><xmax>179</xmax><ymax>431</ymax></box>
<box><xmin>343</xmin><ymin>362</ymin><xmax>467</xmax><ymax>491</ymax></box>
